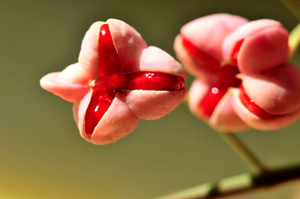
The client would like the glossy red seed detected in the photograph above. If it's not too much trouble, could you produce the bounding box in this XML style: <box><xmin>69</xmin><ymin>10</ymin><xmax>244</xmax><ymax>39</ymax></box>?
<box><xmin>124</xmin><ymin>72</ymin><xmax>185</xmax><ymax>91</ymax></box>
<box><xmin>99</xmin><ymin>24</ymin><xmax>123</xmax><ymax>77</ymax></box>
<box><xmin>85</xmin><ymin>24</ymin><xmax>122</xmax><ymax>137</ymax></box>
<box><xmin>230</xmin><ymin>39</ymin><xmax>244</xmax><ymax>65</ymax></box>
<box><xmin>239</xmin><ymin>85</ymin><xmax>275</xmax><ymax>120</ymax></box>
<box><xmin>199</xmin><ymin>77</ymin><xmax>241</xmax><ymax>119</ymax></box>
<box><xmin>104</xmin><ymin>73</ymin><xmax>126</xmax><ymax>91</ymax></box>
<box><xmin>182</xmin><ymin>37</ymin><xmax>222</xmax><ymax>73</ymax></box>
<box><xmin>85</xmin><ymin>88</ymin><xmax>115</xmax><ymax>137</ymax></box>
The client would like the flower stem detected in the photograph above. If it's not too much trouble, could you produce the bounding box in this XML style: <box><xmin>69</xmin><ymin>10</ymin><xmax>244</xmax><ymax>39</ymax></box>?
<box><xmin>217</xmin><ymin>132</ymin><xmax>268</xmax><ymax>174</ymax></box>
<box><xmin>181</xmin><ymin>96</ymin><xmax>267</xmax><ymax>174</ymax></box>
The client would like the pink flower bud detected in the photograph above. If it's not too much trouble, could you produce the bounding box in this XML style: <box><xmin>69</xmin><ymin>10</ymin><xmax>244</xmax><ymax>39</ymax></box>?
<box><xmin>40</xmin><ymin>19</ymin><xmax>187</xmax><ymax>145</ymax></box>
<box><xmin>174</xmin><ymin>13</ymin><xmax>300</xmax><ymax>132</ymax></box>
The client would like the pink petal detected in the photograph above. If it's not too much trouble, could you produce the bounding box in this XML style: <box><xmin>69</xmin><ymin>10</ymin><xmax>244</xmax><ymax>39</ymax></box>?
<box><xmin>125</xmin><ymin>89</ymin><xmax>187</xmax><ymax>120</ymax></box>
<box><xmin>222</xmin><ymin>19</ymin><xmax>289</xmax><ymax>75</ymax></box>
<box><xmin>78</xmin><ymin>21</ymin><xmax>106</xmax><ymax>80</ymax></box>
<box><xmin>107</xmin><ymin>19</ymin><xmax>148</xmax><ymax>73</ymax></box>
<box><xmin>209</xmin><ymin>90</ymin><xmax>249</xmax><ymax>132</ymax></box>
<box><xmin>181</xmin><ymin>13</ymin><xmax>248</xmax><ymax>61</ymax></box>
<box><xmin>40</xmin><ymin>63</ymin><xmax>90</xmax><ymax>102</ymax></box>
<box><xmin>241</xmin><ymin>64</ymin><xmax>300</xmax><ymax>115</ymax></box>
<box><xmin>138</xmin><ymin>46</ymin><xmax>187</xmax><ymax>79</ymax></box>
<box><xmin>175</xmin><ymin>14</ymin><xmax>248</xmax><ymax>77</ymax></box>
<box><xmin>73</xmin><ymin>91</ymin><xmax>139</xmax><ymax>145</ymax></box>
<box><xmin>232</xmin><ymin>89</ymin><xmax>300</xmax><ymax>130</ymax></box>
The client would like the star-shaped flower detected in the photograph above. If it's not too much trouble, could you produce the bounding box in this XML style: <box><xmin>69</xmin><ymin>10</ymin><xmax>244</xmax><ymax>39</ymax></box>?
<box><xmin>40</xmin><ymin>19</ymin><xmax>187</xmax><ymax>145</ymax></box>
<box><xmin>174</xmin><ymin>13</ymin><xmax>300</xmax><ymax>132</ymax></box>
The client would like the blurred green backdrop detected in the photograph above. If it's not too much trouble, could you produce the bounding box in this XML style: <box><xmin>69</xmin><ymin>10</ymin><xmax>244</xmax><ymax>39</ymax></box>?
<box><xmin>1</xmin><ymin>0</ymin><xmax>300</xmax><ymax>199</ymax></box>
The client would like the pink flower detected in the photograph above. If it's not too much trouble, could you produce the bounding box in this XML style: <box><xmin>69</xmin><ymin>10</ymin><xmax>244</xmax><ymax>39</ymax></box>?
<box><xmin>40</xmin><ymin>19</ymin><xmax>187</xmax><ymax>145</ymax></box>
<box><xmin>174</xmin><ymin>13</ymin><xmax>300</xmax><ymax>132</ymax></box>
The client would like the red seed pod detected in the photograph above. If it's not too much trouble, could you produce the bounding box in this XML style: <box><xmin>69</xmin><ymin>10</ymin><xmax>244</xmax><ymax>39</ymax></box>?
<box><xmin>40</xmin><ymin>19</ymin><xmax>187</xmax><ymax>145</ymax></box>
<box><xmin>175</xmin><ymin>13</ymin><xmax>300</xmax><ymax>131</ymax></box>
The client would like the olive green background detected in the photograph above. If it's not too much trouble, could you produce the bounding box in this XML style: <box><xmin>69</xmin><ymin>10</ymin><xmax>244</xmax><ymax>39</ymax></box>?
<box><xmin>1</xmin><ymin>0</ymin><xmax>300</xmax><ymax>199</ymax></box>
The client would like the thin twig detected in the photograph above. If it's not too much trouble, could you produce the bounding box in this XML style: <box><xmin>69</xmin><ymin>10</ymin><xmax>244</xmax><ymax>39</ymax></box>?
<box><xmin>155</xmin><ymin>165</ymin><xmax>300</xmax><ymax>199</ymax></box>
<box><xmin>218</xmin><ymin>132</ymin><xmax>268</xmax><ymax>174</ymax></box>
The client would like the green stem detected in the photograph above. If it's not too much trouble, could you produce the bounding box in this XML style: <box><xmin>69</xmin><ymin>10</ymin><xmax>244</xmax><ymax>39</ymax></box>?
<box><xmin>218</xmin><ymin>132</ymin><xmax>268</xmax><ymax>174</ymax></box>
<box><xmin>154</xmin><ymin>165</ymin><xmax>300</xmax><ymax>199</ymax></box>
<box><xmin>181</xmin><ymin>96</ymin><xmax>267</xmax><ymax>174</ymax></box>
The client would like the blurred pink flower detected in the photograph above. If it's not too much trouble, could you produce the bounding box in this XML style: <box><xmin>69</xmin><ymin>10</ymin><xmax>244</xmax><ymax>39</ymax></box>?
<box><xmin>40</xmin><ymin>19</ymin><xmax>187</xmax><ymax>145</ymax></box>
<box><xmin>174</xmin><ymin>13</ymin><xmax>300</xmax><ymax>132</ymax></box>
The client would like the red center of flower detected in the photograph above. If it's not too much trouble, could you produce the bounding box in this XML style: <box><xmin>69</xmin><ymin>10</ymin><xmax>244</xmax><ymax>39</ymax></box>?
<box><xmin>183</xmin><ymin>37</ymin><xmax>276</xmax><ymax>119</ymax></box>
<box><xmin>84</xmin><ymin>24</ymin><xmax>185</xmax><ymax>137</ymax></box>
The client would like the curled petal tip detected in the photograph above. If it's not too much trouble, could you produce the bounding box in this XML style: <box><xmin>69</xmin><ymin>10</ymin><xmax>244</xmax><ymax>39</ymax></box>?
<box><xmin>40</xmin><ymin>71</ymin><xmax>89</xmax><ymax>102</ymax></box>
